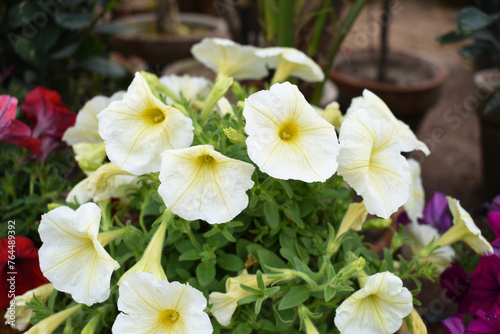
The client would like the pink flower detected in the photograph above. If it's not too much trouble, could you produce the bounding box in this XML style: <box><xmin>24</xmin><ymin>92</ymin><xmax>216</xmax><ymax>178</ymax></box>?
<box><xmin>442</xmin><ymin>314</ymin><xmax>465</xmax><ymax>334</ymax></box>
<box><xmin>466</xmin><ymin>311</ymin><xmax>500</xmax><ymax>334</ymax></box>
<box><xmin>21</xmin><ymin>87</ymin><xmax>76</xmax><ymax>160</ymax></box>
<box><xmin>0</xmin><ymin>95</ymin><xmax>41</xmax><ymax>154</ymax></box>
<box><xmin>468</xmin><ymin>255</ymin><xmax>500</xmax><ymax>317</ymax></box>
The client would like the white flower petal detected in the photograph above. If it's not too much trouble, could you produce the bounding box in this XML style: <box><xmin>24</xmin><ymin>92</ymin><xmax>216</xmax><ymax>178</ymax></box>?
<box><xmin>244</xmin><ymin>82</ymin><xmax>339</xmax><ymax>182</ymax></box>
<box><xmin>337</xmin><ymin>108</ymin><xmax>411</xmax><ymax>218</ymax></box>
<box><xmin>347</xmin><ymin>89</ymin><xmax>430</xmax><ymax>155</ymax></box>
<box><xmin>65</xmin><ymin>178</ymin><xmax>91</xmax><ymax>205</ymax></box>
<box><xmin>404</xmin><ymin>158</ymin><xmax>425</xmax><ymax>222</ymax></box>
<box><xmin>158</xmin><ymin>74</ymin><xmax>212</xmax><ymax>105</ymax></box>
<box><xmin>86</xmin><ymin>162</ymin><xmax>138</xmax><ymax>202</ymax></box>
<box><xmin>113</xmin><ymin>272</ymin><xmax>212</xmax><ymax>334</ymax></box>
<box><xmin>39</xmin><ymin>203</ymin><xmax>119</xmax><ymax>306</ymax></box>
<box><xmin>158</xmin><ymin>145</ymin><xmax>255</xmax><ymax>224</ymax></box>
<box><xmin>191</xmin><ymin>38</ymin><xmax>268</xmax><ymax>80</ymax></box>
<box><xmin>334</xmin><ymin>272</ymin><xmax>413</xmax><ymax>334</ymax></box>
<box><xmin>98</xmin><ymin>73</ymin><xmax>194</xmax><ymax>175</ymax></box>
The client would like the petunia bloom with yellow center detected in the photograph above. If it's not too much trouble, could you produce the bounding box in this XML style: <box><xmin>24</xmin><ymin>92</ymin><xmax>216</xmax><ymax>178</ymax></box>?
<box><xmin>209</xmin><ymin>270</ymin><xmax>275</xmax><ymax>326</ymax></box>
<box><xmin>39</xmin><ymin>203</ymin><xmax>122</xmax><ymax>306</ymax></box>
<box><xmin>334</xmin><ymin>271</ymin><xmax>413</xmax><ymax>334</ymax></box>
<box><xmin>337</xmin><ymin>108</ymin><xmax>411</xmax><ymax>219</ymax></box>
<box><xmin>243</xmin><ymin>82</ymin><xmax>340</xmax><ymax>182</ymax></box>
<box><xmin>158</xmin><ymin>145</ymin><xmax>255</xmax><ymax>224</ymax></box>
<box><xmin>98</xmin><ymin>72</ymin><xmax>194</xmax><ymax>175</ymax></box>
<box><xmin>112</xmin><ymin>272</ymin><xmax>212</xmax><ymax>334</ymax></box>
<box><xmin>191</xmin><ymin>38</ymin><xmax>268</xmax><ymax>80</ymax></box>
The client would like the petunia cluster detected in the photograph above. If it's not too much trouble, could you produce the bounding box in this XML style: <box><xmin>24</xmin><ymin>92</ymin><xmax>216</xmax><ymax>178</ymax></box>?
<box><xmin>5</xmin><ymin>37</ymin><xmax>488</xmax><ymax>334</ymax></box>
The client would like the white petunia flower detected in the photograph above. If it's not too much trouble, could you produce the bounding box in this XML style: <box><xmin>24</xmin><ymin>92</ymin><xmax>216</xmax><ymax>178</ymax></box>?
<box><xmin>403</xmin><ymin>222</ymin><xmax>454</xmax><ymax>274</ymax></box>
<box><xmin>158</xmin><ymin>74</ymin><xmax>212</xmax><ymax>105</ymax></box>
<box><xmin>404</xmin><ymin>158</ymin><xmax>425</xmax><ymax>222</ymax></box>
<box><xmin>63</xmin><ymin>92</ymin><xmax>125</xmax><ymax>145</ymax></box>
<box><xmin>191</xmin><ymin>38</ymin><xmax>268</xmax><ymax>80</ymax></box>
<box><xmin>433</xmin><ymin>197</ymin><xmax>493</xmax><ymax>255</ymax></box>
<box><xmin>334</xmin><ymin>271</ymin><xmax>413</xmax><ymax>334</ymax></box>
<box><xmin>243</xmin><ymin>82</ymin><xmax>340</xmax><ymax>182</ymax></box>
<box><xmin>112</xmin><ymin>272</ymin><xmax>212</xmax><ymax>334</ymax></box>
<box><xmin>39</xmin><ymin>203</ymin><xmax>120</xmax><ymax>306</ymax></box>
<box><xmin>346</xmin><ymin>90</ymin><xmax>430</xmax><ymax>155</ymax></box>
<box><xmin>314</xmin><ymin>101</ymin><xmax>344</xmax><ymax>129</ymax></box>
<box><xmin>209</xmin><ymin>270</ymin><xmax>274</xmax><ymax>326</ymax></box>
<box><xmin>158</xmin><ymin>145</ymin><xmax>255</xmax><ymax>224</ymax></box>
<box><xmin>98</xmin><ymin>72</ymin><xmax>194</xmax><ymax>175</ymax></box>
<box><xmin>4</xmin><ymin>283</ymin><xmax>54</xmax><ymax>331</ymax></box>
<box><xmin>256</xmin><ymin>47</ymin><xmax>324</xmax><ymax>83</ymax></box>
<box><xmin>337</xmin><ymin>108</ymin><xmax>411</xmax><ymax>219</ymax></box>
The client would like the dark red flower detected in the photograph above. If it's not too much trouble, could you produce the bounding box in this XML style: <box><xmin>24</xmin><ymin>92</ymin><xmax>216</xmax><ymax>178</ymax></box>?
<box><xmin>441</xmin><ymin>262</ymin><xmax>470</xmax><ymax>313</ymax></box>
<box><xmin>0</xmin><ymin>236</ymin><xmax>49</xmax><ymax>309</ymax></box>
<box><xmin>21</xmin><ymin>87</ymin><xmax>76</xmax><ymax>160</ymax></box>
<box><xmin>0</xmin><ymin>95</ymin><xmax>41</xmax><ymax>154</ymax></box>
<box><xmin>466</xmin><ymin>311</ymin><xmax>500</xmax><ymax>334</ymax></box>
<box><xmin>468</xmin><ymin>255</ymin><xmax>500</xmax><ymax>317</ymax></box>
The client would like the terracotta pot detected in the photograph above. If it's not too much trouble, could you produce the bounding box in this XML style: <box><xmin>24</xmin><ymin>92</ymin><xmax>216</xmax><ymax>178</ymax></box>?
<box><xmin>474</xmin><ymin>68</ymin><xmax>500</xmax><ymax>200</ymax></box>
<box><xmin>107</xmin><ymin>12</ymin><xmax>230</xmax><ymax>69</ymax></box>
<box><xmin>329</xmin><ymin>49</ymin><xmax>447</xmax><ymax>130</ymax></box>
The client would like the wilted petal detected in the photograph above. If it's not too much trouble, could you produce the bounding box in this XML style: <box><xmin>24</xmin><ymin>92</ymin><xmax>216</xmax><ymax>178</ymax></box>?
<box><xmin>337</xmin><ymin>108</ymin><xmax>411</xmax><ymax>219</ymax></box>
<box><xmin>191</xmin><ymin>38</ymin><xmax>268</xmax><ymax>80</ymax></box>
<box><xmin>334</xmin><ymin>272</ymin><xmax>413</xmax><ymax>334</ymax></box>
<box><xmin>159</xmin><ymin>145</ymin><xmax>255</xmax><ymax>224</ymax></box>
<box><xmin>98</xmin><ymin>72</ymin><xmax>194</xmax><ymax>175</ymax></box>
<box><xmin>347</xmin><ymin>90</ymin><xmax>429</xmax><ymax>155</ymax></box>
<box><xmin>113</xmin><ymin>272</ymin><xmax>212</xmax><ymax>334</ymax></box>
<box><xmin>244</xmin><ymin>82</ymin><xmax>339</xmax><ymax>182</ymax></box>
<box><xmin>38</xmin><ymin>203</ymin><xmax>119</xmax><ymax>306</ymax></box>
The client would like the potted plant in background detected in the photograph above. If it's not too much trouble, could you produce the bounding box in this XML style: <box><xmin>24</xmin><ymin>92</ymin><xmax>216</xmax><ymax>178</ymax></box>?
<box><xmin>106</xmin><ymin>0</ymin><xmax>230</xmax><ymax>69</ymax></box>
<box><xmin>437</xmin><ymin>0</ymin><xmax>500</xmax><ymax>200</ymax></box>
<box><xmin>329</xmin><ymin>0</ymin><xmax>448</xmax><ymax>130</ymax></box>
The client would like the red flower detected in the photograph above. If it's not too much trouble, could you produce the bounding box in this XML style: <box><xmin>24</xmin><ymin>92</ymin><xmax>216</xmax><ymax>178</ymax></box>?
<box><xmin>0</xmin><ymin>236</ymin><xmax>49</xmax><ymax>309</ymax></box>
<box><xmin>21</xmin><ymin>87</ymin><xmax>76</xmax><ymax>160</ymax></box>
<box><xmin>0</xmin><ymin>95</ymin><xmax>41</xmax><ymax>154</ymax></box>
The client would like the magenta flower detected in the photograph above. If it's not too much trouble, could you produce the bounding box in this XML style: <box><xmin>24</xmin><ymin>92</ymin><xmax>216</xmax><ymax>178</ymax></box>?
<box><xmin>442</xmin><ymin>314</ymin><xmax>465</xmax><ymax>334</ymax></box>
<box><xmin>21</xmin><ymin>87</ymin><xmax>76</xmax><ymax>160</ymax></box>
<box><xmin>419</xmin><ymin>191</ymin><xmax>452</xmax><ymax>234</ymax></box>
<box><xmin>487</xmin><ymin>211</ymin><xmax>500</xmax><ymax>239</ymax></box>
<box><xmin>466</xmin><ymin>311</ymin><xmax>500</xmax><ymax>334</ymax></box>
<box><xmin>441</xmin><ymin>262</ymin><xmax>469</xmax><ymax>313</ymax></box>
<box><xmin>468</xmin><ymin>255</ymin><xmax>500</xmax><ymax>317</ymax></box>
<box><xmin>0</xmin><ymin>95</ymin><xmax>41</xmax><ymax>154</ymax></box>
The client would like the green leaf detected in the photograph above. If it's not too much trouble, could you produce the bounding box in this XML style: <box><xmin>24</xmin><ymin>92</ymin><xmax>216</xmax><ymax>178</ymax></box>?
<box><xmin>324</xmin><ymin>286</ymin><xmax>336</xmax><ymax>302</ymax></box>
<box><xmin>79</xmin><ymin>56</ymin><xmax>127</xmax><ymax>77</ymax></box>
<box><xmin>196</xmin><ymin>261</ymin><xmax>215</xmax><ymax>287</ymax></box>
<box><xmin>178</xmin><ymin>249</ymin><xmax>202</xmax><ymax>261</ymax></box>
<box><xmin>264</xmin><ymin>200</ymin><xmax>280</xmax><ymax>230</ymax></box>
<box><xmin>55</xmin><ymin>12</ymin><xmax>93</xmax><ymax>29</ymax></box>
<box><xmin>217</xmin><ymin>253</ymin><xmax>245</xmax><ymax>271</ymax></box>
<box><xmin>7</xmin><ymin>2</ymin><xmax>39</xmax><ymax>29</ymax></box>
<box><xmin>293</xmin><ymin>257</ymin><xmax>314</xmax><ymax>277</ymax></box>
<box><xmin>278</xmin><ymin>286</ymin><xmax>311</xmax><ymax>310</ymax></box>
<box><xmin>283</xmin><ymin>206</ymin><xmax>304</xmax><ymax>228</ymax></box>
<box><xmin>257</xmin><ymin>248</ymin><xmax>287</xmax><ymax>272</ymax></box>
<box><xmin>277</xmin><ymin>180</ymin><xmax>294</xmax><ymax>198</ymax></box>
<box><xmin>457</xmin><ymin>7</ymin><xmax>495</xmax><ymax>31</ymax></box>
<box><xmin>93</xmin><ymin>23</ymin><xmax>138</xmax><ymax>35</ymax></box>
<box><xmin>436</xmin><ymin>29</ymin><xmax>470</xmax><ymax>45</ymax></box>
<box><xmin>234</xmin><ymin>323</ymin><xmax>252</xmax><ymax>334</ymax></box>
<box><xmin>484</xmin><ymin>93</ymin><xmax>500</xmax><ymax>115</ymax></box>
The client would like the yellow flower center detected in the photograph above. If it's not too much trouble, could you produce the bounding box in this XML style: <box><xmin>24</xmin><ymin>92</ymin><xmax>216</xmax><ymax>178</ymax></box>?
<box><xmin>197</xmin><ymin>154</ymin><xmax>217</xmax><ymax>168</ymax></box>
<box><xmin>158</xmin><ymin>309</ymin><xmax>180</xmax><ymax>328</ymax></box>
<box><xmin>278</xmin><ymin>120</ymin><xmax>299</xmax><ymax>141</ymax></box>
<box><xmin>142</xmin><ymin>107</ymin><xmax>166</xmax><ymax>123</ymax></box>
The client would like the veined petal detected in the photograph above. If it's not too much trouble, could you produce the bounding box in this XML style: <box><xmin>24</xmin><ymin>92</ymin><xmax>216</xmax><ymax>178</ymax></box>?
<box><xmin>113</xmin><ymin>272</ymin><xmax>212</xmax><ymax>334</ymax></box>
<box><xmin>38</xmin><ymin>203</ymin><xmax>119</xmax><ymax>306</ymax></box>
<box><xmin>347</xmin><ymin>89</ymin><xmax>429</xmax><ymax>155</ymax></box>
<box><xmin>66</xmin><ymin>178</ymin><xmax>92</xmax><ymax>205</ymax></box>
<box><xmin>158</xmin><ymin>145</ymin><xmax>255</xmax><ymax>224</ymax></box>
<box><xmin>63</xmin><ymin>92</ymin><xmax>124</xmax><ymax>145</ymax></box>
<box><xmin>158</xmin><ymin>74</ymin><xmax>212</xmax><ymax>105</ymax></box>
<box><xmin>244</xmin><ymin>82</ymin><xmax>339</xmax><ymax>182</ymax></box>
<box><xmin>86</xmin><ymin>162</ymin><xmax>138</xmax><ymax>202</ymax></box>
<box><xmin>98</xmin><ymin>72</ymin><xmax>194</xmax><ymax>175</ymax></box>
<box><xmin>404</xmin><ymin>158</ymin><xmax>425</xmax><ymax>222</ymax></box>
<box><xmin>191</xmin><ymin>38</ymin><xmax>268</xmax><ymax>80</ymax></box>
<box><xmin>337</xmin><ymin>108</ymin><xmax>411</xmax><ymax>219</ymax></box>
<box><xmin>334</xmin><ymin>272</ymin><xmax>413</xmax><ymax>334</ymax></box>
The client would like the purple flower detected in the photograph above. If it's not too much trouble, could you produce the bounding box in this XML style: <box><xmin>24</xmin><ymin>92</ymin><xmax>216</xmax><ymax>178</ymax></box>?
<box><xmin>441</xmin><ymin>262</ymin><xmax>469</xmax><ymax>313</ymax></box>
<box><xmin>442</xmin><ymin>314</ymin><xmax>465</xmax><ymax>334</ymax></box>
<box><xmin>492</xmin><ymin>238</ymin><xmax>500</xmax><ymax>259</ymax></box>
<box><xmin>419</xmin><ymin>191</ymin><xmax>452</xmax><ymax>234</ymax></box>
<box><xmin>491</xmin><ymin>195</ymin><xmax>500</xmax><ymax>212</ymax></box>
<box><xmin>466</xmin><ymin>311</ymin><xmax>500</xmax><ymax>334</ymax></box>
<box><xmin>468</xmin><ymin>255</ymin><xmax>500</xmax><ymax>317</ymax></box>
<box><xmin>487</xmin><ymin>211</ymin><xmax>500</xmax><ymax>239</ymax></box>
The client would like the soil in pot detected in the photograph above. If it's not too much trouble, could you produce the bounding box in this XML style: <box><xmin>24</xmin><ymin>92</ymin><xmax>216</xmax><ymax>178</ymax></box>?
<box><xmin>330</xmin><ymin>49</ymin><xmax>447</xmax><ymax>130</ymax></box>
<box><xmin>107</xmin><ymin>12</ymin><xmax>230</xmax><ymax>69</ymax></box>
